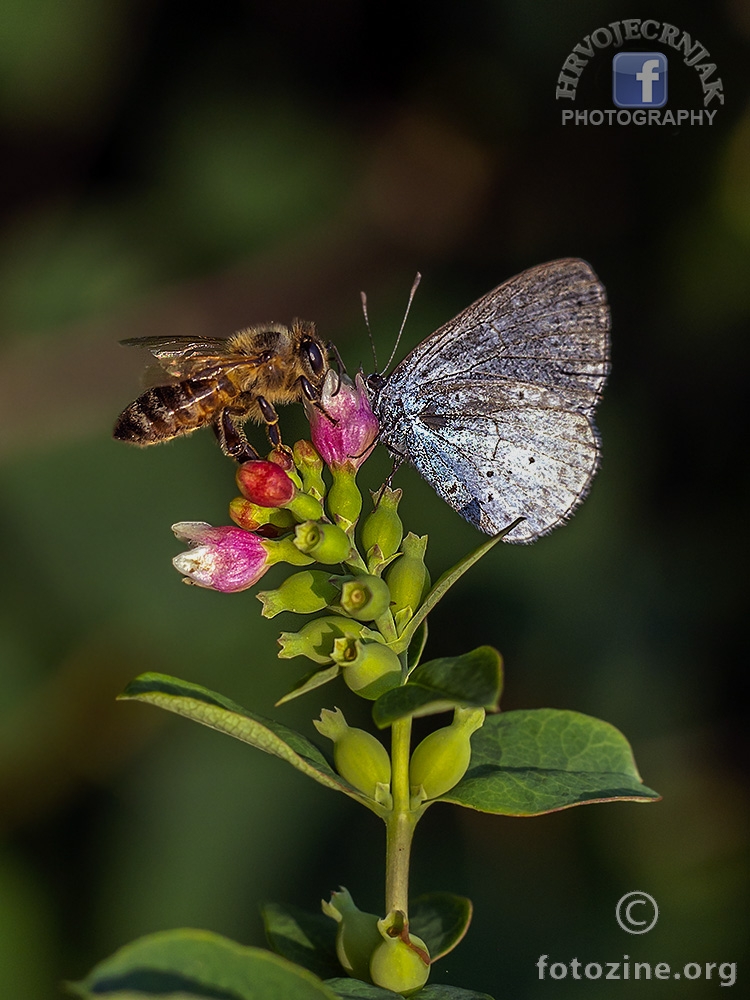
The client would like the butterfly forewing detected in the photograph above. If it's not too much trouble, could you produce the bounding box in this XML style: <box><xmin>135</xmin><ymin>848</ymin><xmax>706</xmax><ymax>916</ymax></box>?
<box><xmin>371</xmin><ymin>259</ymin><xmax>611</xmax><ymax>543</ymax></box>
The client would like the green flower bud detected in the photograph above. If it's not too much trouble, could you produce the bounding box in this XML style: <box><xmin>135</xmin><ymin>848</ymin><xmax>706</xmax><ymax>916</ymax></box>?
<box><xmin>369</xmin><ymin>917</ymin><xmax>430</xmax><ymax>996</ymax></box>
<box><xmin>286</xmin><ymin>491</ymin><xmax>325</xmax><ymax>523</ymax></box>
<box><xmin>278</xmin><ymin>616</ymin><xmax>365</xmax><ymax>664</ymax></box>
<box><xmin>339</xmin><ymin>575</ymin><xmax>391</xmax><ymax>621</ymax></box>
<box><xmin>294</xmin><ymin>521</ymin><xmax>352</xmax><ymax>564</ymax></box>
<box><xmin>384</xmin><ymin>533</ymin><xmax>431</xmax><ymax>618</ymax></box>
<box><xmin>228</xmin><ymin>497</ymin><xmax>296</xmax><ymax>532</ymax></box>
<box><xmin>327</xmin><ymin>466</ymin><xmax>363</xmax><ymax>529</ymax></box>
<box><xmin>314</xmin><ymin>707</ymin><xmax>391</xmax><ymax>801</ymax></box>
<box><xmin>293</xmin><ymin>440</ymin><xmax>326</xmax><ymax>501</ymax></box>
<box><xmin>409</xmin><ymin>707</ymin><xmax>485</xmax><ymax>800</ymax></box>
<box><xmin>361</xmin><ymin>487</ymin><xmax>404</xmax><ymax>562</ymax></box>
<box><xmin>262</xmin><ymin>535</ymin><xmax>317</xmax><ymax>568</ymax></box>
<box><xmin>257</xmin><ymin>570</ymin><xmax>341</xmax><ymax>618</ymax></box>
<box><xmin>333</xmin><ymin>638</ymin><xmax>402</xmax><ymax>699</ymax></box>
<box><xmin>321</xmin><ymin>887</ymin><xmax>381</xmax><ymax>982</ymax></box>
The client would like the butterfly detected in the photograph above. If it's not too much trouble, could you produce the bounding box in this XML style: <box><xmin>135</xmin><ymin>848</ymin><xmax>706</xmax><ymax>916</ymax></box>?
<box><xmin>364</xmin><ymin>259</ymin><xmax>611</xmax><ymax>543</ymax></box>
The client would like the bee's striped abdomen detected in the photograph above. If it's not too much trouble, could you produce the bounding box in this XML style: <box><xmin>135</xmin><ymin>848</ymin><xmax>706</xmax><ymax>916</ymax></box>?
<box><xmin>113</xmin><ymin>376</ymin><xmax>238</xmax><ymax>445</ymax></box>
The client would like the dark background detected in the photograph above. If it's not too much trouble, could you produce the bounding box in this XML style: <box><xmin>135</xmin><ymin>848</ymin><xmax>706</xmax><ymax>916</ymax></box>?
<box><xmin>0</xmin><ymin>2</ymin><xmax>747</xmax><ymax>997</ymax></box>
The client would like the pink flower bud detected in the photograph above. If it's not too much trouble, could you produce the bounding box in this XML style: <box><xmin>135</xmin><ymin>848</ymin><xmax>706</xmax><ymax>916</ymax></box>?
<box><xmin>236</xmin><ymin>460</ymin><xmax>296</xmax><ymax>508</ymax></box>
<box><xmin>171</xmin><ymin>522</ymin><xmax>270</xmax><ymax>593</ymax></box>
<box><xmin>306</xmin><ymin>372</ymin><xmax>379</xmax><ymax>471</ymax></box>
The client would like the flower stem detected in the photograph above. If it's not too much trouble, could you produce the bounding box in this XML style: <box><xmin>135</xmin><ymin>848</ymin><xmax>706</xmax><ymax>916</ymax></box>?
<box><xmin>385</xmin><ymin>715</ymin><xmax>417</xmax><ymax>916</ymax></box>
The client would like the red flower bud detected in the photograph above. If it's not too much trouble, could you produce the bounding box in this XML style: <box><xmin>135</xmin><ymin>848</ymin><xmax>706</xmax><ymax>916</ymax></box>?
<box><xmin>236</xmin><ymin>460</ymin><xmax>296</xmax><ymax>508</ymax></box>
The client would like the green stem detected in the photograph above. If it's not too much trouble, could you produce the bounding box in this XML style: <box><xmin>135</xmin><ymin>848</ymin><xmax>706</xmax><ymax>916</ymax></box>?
<box><xmin>385</xmin><ymin>715</ymin><xmax>417</xmax><ymax>916</ymax></box>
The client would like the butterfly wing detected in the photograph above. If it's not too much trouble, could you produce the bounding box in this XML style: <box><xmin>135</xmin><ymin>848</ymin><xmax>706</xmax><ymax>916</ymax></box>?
<box><xmin>374</xmin><ymin>259</ymin><xmax>610</xmax><ymax>542</ymax></box>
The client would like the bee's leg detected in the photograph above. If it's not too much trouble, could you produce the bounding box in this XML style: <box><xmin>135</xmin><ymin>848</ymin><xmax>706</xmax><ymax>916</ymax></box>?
<box><xmin>214</xmin><ymin>410</ymin><xmax>259</xmax><ymax>463</ymax></box>
<box><xmin>299</xmin><ymin>375</ymin><xmax>320</xmax><ymax>402</ymax></box>
<box><xmin>298</xmin><ymin>376</ymin><xmax>338</xmax><ymax>424</ymax></box>
<box><xmin>326</xmin><ymin>341</ymin><xmax>347</xmax><ymax>376</ymax></box>
<box><xmin>256</xmin><ymin>396</ymin><xmax>283</xmax><ymax>449</ymax></box>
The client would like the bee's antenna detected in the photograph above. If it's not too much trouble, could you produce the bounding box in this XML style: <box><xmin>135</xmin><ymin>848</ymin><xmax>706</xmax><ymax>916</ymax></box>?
<box><xmin>381</xmin><ymin>272</ymin><xmax>421</xmax><ymax>377</ymax></box>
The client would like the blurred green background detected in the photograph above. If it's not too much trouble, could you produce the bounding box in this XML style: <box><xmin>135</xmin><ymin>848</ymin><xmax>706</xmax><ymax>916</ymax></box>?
<box><xmin>0</xmin><ymin>2</ymin><xmax>747</xmax><ymax>997</ymax></box>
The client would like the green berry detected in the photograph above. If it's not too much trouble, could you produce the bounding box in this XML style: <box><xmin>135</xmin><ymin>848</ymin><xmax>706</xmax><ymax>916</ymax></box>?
<box><xmin>322</xmin><ymin>888</ymin><xmax>382</xmax><ymax>982</ymax></box>
<box><xmin>256</xmin><ymin>570</ymin><xmax>340</xmax><ymax>618</ymax></box>
<box><xmin>369</xmin><ymin>932</ymin><xmax>430</xmax><ymax>995</ymax></box>
<box><xmin>361</xmin><ymin>487</ymin><xmax>404</xmax><ymax>561</ymax></box>
<box><xmin>314</xmin><ymin>708</ymin><xmax>391</xmax><ymax>800</ymax></box>
<box><xmin>286</xmin><ymin>491</ymin><xmax>325</xmax><ymax>523</ymax></box>
<box><xmin>294</xmin><ymin>521</ymin><xmax>352</xmax><ymax>564</ymax></box>
<box><xmin>333</xmin><ymin>639</ymin><xmax>402</xmax><ymax>699</ymax></box>
<box><xmin>384</xmin><ymin>533</ymin><xmax>431</xmax><ymax>617</ymax></box>
<box><xmin>339</xmin><ymin>574</ymin><xmax>391</xmax><ymax>621</ymax></box>
<box><xmin>277</xmin><ymin>616</ymin><xmax>365</xmax><ymax>664</ymax></box>
<box><xmin>409</xmin><ymin>707</ymin><xmax>485</xmax><ymax>800</ymax></box>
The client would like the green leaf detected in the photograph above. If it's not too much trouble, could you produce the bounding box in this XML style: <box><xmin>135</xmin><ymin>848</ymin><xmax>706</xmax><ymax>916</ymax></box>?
<box><xmin>391</xmin><ymin>521</ymin><xmax>522</xmax><ymax>654</ymax></box>
<box><xmin>262</xmin><ymin>902</ymin><xmax>340</xmax><ymax>980</ymax></box>
<box><xmin>441</xmin><ymin>709</ymin><xmax>661</xmax><ymax>816</ymax></box>
<box><xmin>68</xmin><ymin>928</ymin><xmax>340</xmax><ymax>999</ymax></box>
<box><xmin>119</xmin><ymin>673</ymin><xmax>372</xmax><ymax>810</ymax></box>
<box><xmin>410</xmin><ymin>892</ymin><xmax>472</xmax><ymax>962</ymax></box>
<box><xmin>324</xmin><ymin>984</ymin><xmax>494</xmax><ymax>1000</ymax></box>
<box><xmin>372</xmin><ymin>647</ymin><xmax>502</xmax><ymax>728</ymax></box>
<box><xmin>324</xmin><ymin>980</ymin><xmax>401</xmax><ymax>998</ymax></box>
<box><xmin>275</xmin><ymin>664</ymin><xmax>341</xmax><ymax>706</ymax></box>
<box><xmin>417</xmin><ymin>988</ymin><xmax>495</xmax><ymax>999</ymax></box>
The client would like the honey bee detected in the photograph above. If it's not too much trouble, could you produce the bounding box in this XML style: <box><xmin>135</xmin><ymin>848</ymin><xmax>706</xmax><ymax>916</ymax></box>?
<box><xmin>113</xmin><ymin>319</ymin><xmax>330</xmax><ymax>461</ymax></box>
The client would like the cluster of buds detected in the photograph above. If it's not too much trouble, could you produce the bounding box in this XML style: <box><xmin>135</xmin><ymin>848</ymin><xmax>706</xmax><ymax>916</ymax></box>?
<box><xmin>170</xmin><ymin>373</ymin><xmax>433</xmax><ymax>704</ymax></box>
<box><xmin>171</xmin><ymin>372</ymin><xmax>377</xmax><ymax>594</ymax></box>
<box><xmin>322</xmin><ymin>890</ymin><xmax>430</xmax><ymax>995</ymax></box>
<box><xmin>167</xmin><ymin>369</ymin><xmax>485</xmax><ymax>994</ymax></box>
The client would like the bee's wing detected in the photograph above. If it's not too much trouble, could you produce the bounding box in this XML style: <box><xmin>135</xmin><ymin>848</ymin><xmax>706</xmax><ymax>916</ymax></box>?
<box><xmin>120</xmin><ymin>336</ymin><xmax>259</xmax><ymax>380</ymax></box>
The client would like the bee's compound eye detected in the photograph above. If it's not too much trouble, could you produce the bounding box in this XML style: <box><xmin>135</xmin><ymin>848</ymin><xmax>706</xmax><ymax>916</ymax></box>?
<box><xmin>303</xmin><ymin>338</ymin><xmax>325</xmax><ymax>376</ymax></box>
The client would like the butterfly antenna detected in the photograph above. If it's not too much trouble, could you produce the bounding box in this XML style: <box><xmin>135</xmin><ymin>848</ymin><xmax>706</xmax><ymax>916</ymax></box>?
<box><xmin>360</xmin><ymin>290</ymin><xmax>378</xmax><ymax>372</ymax></box>
<box><xmin>381</xmin><ymin>272</ymin><xmax>421</xmax><ymax>377</ymax></box>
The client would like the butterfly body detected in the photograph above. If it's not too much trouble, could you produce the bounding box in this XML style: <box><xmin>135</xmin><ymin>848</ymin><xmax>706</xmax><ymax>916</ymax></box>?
<box><xmin>366</xmin><ymin>259</ymin><xmax>610</xmax><ymax>543</ymax></box>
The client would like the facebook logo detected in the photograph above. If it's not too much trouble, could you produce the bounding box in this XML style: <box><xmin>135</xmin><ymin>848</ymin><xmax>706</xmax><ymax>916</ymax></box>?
<box><xmin>612</xmin><ymin>52</ymin><xmax>668</xmax><ymax>108</ymax></box>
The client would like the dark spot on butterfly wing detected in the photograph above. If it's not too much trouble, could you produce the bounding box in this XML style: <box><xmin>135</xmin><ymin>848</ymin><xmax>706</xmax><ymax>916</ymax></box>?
<box><xmin>418</xmin><ymin>402</ymin><xmax>448</xmax><ymax>431</ymax></box>
<box><xmin>459</xmin><ymin>498</ymin><xmax>482</xmax><ymax>528</ymax></box>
